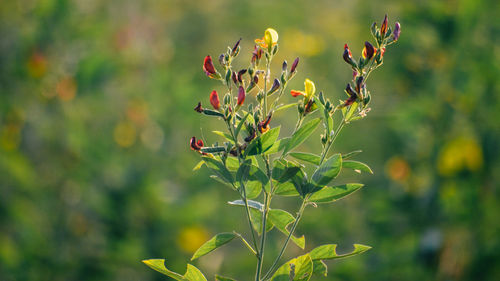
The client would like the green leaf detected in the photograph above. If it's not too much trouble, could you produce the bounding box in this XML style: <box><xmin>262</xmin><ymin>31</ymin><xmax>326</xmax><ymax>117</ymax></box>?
<box><xmin>245</xmin><ymin>126</ymin><xmax>281</xmax><ymax>156</ymax></box>
<box><xmin>268</xmin><ymin>209</ymin><xmax>305</xmax><ymax>249</ymax></box>
<box><xmin>283</xmin><ymin>118</ymin><xmax>321</xmax><ymax>155</ymax></box>
<box><xmin>202</xmin><ymin>109</ymin><xmax>225</xmax><ymax>118</ymax></box>
<box><xmin>342</xmin><ymin>150</ymin><xmax>362</xmax><ymax>159</ymax></box>
<box><xmin>236</xmin><ymin>160</ymin><xmax>252</xmax><ymax>182</ymax></box>
<box><xmin>250</xmin><ymin>208</ymin><xmax>274</xmax><ymax>234</ymax></box>
<box><xmin>345</xmin><ymin>102</ymin><xmax>358</xmax><ymax>121</ymax></box>
<box><xmin>192</xmin><ymin>160</ymin><xmax>205</xmax><ymax>171</ymax></box>
<box><xmin>203</xmin><ymin>157</ymin><xmax>234</xmax><ymax>184</ymax></box>
<box><xmin>309</xmin><ymin>183</ymin><xmax>364</xmax><ymax>203</ymax></box>
<box><xmin>289</xmin><ymin>152</ymin><xmax>320</xmax><ymax>165</ymax></box>
<box><xmin>312</xmin><ymin>260</ymin><xmax>327</xmax><ymax>277</ymax></box>
<box><xmin>265</xmin><ymin>137</ymin><xmax>290</xmax><ymax>155</ymax></box>
<box><xmin>272</xmin><ymin>159</ymin><xmax>301</xmax><ymax>183</ymax></box>
<box><xmin>342</xmin><ymin>160</ymin><xmax>373</xmax><ymax>174</ymax></box>
<box><xmin>311</xmin><ymin>154</ymin><xmax>342</xmax><ymax>186</ymax></box>
<box><xmin>274</xmin><ymin>182</ymin><xmax>300</xmax><ymax>196</ymax></box>
<box><xmin>271</xmin><ymin>254</ymin><xmax>313</xmax><ymax>281</ymax></box>
<box><xmin>142</xmin><ymin>260</ymin><xmax>207</xmax><ymax>281</ymax></box>
<box><xmin>191</xmin><ymin>233</ymin><xmax>236</xmax><ymax>260</ymax></box>
<box><xmin>209</xmin><ymin>175</ymin><xmax>235</xmax><ymax>190</ymax></box>
<box><xmin>234</xmin><ymin>112</ymin><xmax>250</xmax><ymax>139</ymax></box>
<box><xmin>244</xmin><ymin>181</ymin><xmax>262</xmax><ymax>199</ymax></box>
<box><xmin>200</xmin><ymin>146</ymin><xmax>226</xmax><ymax>153</ymax></box>
<box><xmin>227</xmin><ymin>199</ymin><xmax>263</xmax><ymax>211</ymax></box>
<box><xmin>290</xmin><ymin>168</ymin><xmax>308</xmax><ymax>197</ymax></box>
<box><xmin>212</xmin><ymin>130</ymin><xmax>233</xmax><ymax>142</ymax></box>
<box><xmin>309</xmin><ymin>244</ymin><xmax>371</xmax><ymax>260</ymax></box>
<box><xmin>275</xmin><ymin>102</ymin><xmax>297</xmax><ymax>112</ymax></box>
<box><xmin>215</xmin><ymin>275</ymin><xmax>237</xmax><ymax>281</ymax></box>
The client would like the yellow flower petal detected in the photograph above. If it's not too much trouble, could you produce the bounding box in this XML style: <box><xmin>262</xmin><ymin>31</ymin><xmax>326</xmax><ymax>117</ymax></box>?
<box><xmin>264</xmin><ymin>28</ymin><xmax>279</xmax><ymax>46</ymax></box>
<box><xmin>304</xmin><ymin>78</ymin><xmax>316</xmax><ymax>99</ymax></box>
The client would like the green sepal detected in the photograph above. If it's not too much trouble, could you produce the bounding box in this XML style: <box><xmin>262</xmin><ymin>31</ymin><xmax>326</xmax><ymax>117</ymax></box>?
<box><xmin>191</xmin><ymin>233</ymin><xmax>237</xmax><ymax>261</ymax></box>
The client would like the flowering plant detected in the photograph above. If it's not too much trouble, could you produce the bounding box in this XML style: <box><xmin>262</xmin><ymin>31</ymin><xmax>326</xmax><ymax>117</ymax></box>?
<box><xmin>144</xmin><ymin>15</ymin><xmax>401</xmax><ymax>281</ymax></box>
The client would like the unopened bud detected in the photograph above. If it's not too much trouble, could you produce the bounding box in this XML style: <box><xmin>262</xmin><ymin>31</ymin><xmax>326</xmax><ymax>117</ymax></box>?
<box><xmin>290</xmin><ymin>57</ymin><xmax>299</xmax><ymax>73</ymax></box>
<box><xmin>380</xmin><ymin>15</ymin><xmax>388</xmax><ymax>37</ymax></box>
<box><xmin>237</xmin><ymin>86</ymin><xmax>246</xmax><ymax>106</ymax></box>
<box><xmin>393</xmin><ymin>22</ymin><xmax>401</xmax><ymax>41</ymax></box>
<box><xmin>282</xmin><ymin>60</ymin><xmax>288</xmax><ymax>72</ymax></box>
<box><xmin>209</xmin><ymin>90</ymin><xmax>220</xmax><ymax>110</ymax></box>
<box><xmin>194</xmin><ymin>102</ymin><xmax>203</xmax><ymax>113</ymax></box>
<box><xmin>231</xmin><ymin>38</ymin><xmax>242</xmax><ymax>57</ymax></box>
<box><xmin>267</xmin><ymin>79</ymin><xmax>280</xmax><ymax>95</ymax></box>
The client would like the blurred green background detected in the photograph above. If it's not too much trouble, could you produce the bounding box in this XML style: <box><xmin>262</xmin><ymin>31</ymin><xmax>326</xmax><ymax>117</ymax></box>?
<box><xmin>1</xmin><ymin>0</ymin><xmax>499</xmax><ymax>280</ymax></box>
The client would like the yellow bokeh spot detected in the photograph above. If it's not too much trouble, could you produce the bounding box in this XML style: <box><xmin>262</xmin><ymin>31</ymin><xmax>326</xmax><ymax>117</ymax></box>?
<box><xmin>113</xmin><ymin>121</ymin><xmax>137</xmax><ymax>148</ymax></box>
<box><xmin>56</xmin><ymin>77</ymin><xmax>77</xmax><ymax>102</ymax></box>
<box><xmin>283</xmin><ymin>29</ymin><xmax>325</xmax><ymax>57</ymax></box>
<box><xmin>437</xmin><ymin>137</ymin><xmax>483</xmax><ymax>176</ymax></box>
<box><xmin>386</xmin><ymin>156</ymin><xmax>411</xmax><ymax>182</ymax></box>
<box><xmin>177</xmin><ymin>226</ymin><xmax>209</xmax><ymax>254</ymax></box>
<box><xmin>27</xmin><ymin>52</ymin><xmax>47</xmax><ymax>78</ymax></box>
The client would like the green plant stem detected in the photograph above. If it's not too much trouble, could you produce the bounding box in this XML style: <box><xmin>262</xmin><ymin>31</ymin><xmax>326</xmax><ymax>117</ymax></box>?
<box><xmin>262</xmin><ymin>197</ymin><xmax>309</xmax><ymax>280</ymax></box>
<box><xmin>319</xmin><ymin>118</ymin><xmax>346</xmax><ymax>165</ymax></box>
<box><xmin>234</xmin><ymin>232</ymin><xmax>257</xmax><ymax>256</ymax></box>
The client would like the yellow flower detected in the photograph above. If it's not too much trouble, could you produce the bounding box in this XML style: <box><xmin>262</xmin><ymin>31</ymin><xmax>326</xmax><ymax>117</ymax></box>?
<box><xmin>255</xmin><ymin>28</ymin><xmax>279</xmax><ymax>48</ymax></box>
<box><xmin>290</xmin><ymin>79</ymin><xmax>316</xmax><ymax>101</ymax></box>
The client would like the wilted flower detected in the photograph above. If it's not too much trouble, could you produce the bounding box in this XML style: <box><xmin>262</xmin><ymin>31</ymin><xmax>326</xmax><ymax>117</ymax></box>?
<box><xmin>393</xmin><ymin>22</ymin><xmax>401</xmax><ymax>41</ymax></box>
<box><xmin>209</xmin><ymin>90</ymin><xmax>220</xmax><ymax>110</ymax></box>
<box><xmin>194</xmin><ymin>102</ymin><xmax>203</xmax><ymax>113</ymax></box>
<box><xmin>380</xmin><ymin>15</ymin><xmax>388</xmax><ymax>37</ymax></box>
<box><xmin>237</xmin><ymin>86</ymin><xmax>246</xmax><ymax>106</ymax></box>
<box><xmin>362</xmin><ymin>41</ymin><xmax>376</xmax><ymax>60</ymax></box>
<box><xmin>255</xmin><ymin>28</ymin><xmax>279</xmax><ymax>49</ymax></box>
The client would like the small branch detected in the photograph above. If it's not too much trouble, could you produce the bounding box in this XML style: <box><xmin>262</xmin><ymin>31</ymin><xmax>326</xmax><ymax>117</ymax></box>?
<box><xmin>234</xmin><ymin>231</ymin><xmax>257</xmax><ymax>256</ymax></box>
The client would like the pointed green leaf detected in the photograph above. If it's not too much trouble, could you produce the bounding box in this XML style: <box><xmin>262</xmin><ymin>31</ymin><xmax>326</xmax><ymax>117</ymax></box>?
<box><xmin>250</xmin><ymin>208</ymin><xmax>274</xmax><ymax>234</ymax></box>
<box><xmin>202</xmin><ymin>109</ymin><xmax>225</xmax><ymax>118</ymax></box>
<box><xmin>342</xmin><ymin>160</ymin><xmax>373</xmax><ymax>174</ymax></box>
<box><xmin>311</xmin><ymin>154</ymin><xmax>342</xmax><ymax>186</ymax></box>
<box><xmin>142</xmin><ymin>260</ymin><xmax>207</xmax><ymax>281</ymax></box>
<box><xmin>268</xmin><ymin>209</ymin><xmax>305</xmax><ymax>249</ymax></box>
<box><xmin>200</xmin><ymin>146</ymin><xmax>226</xmax><ymax>153</ymax></box>
<box><xmin>289</xmin><ymin>152</ymin><xmax>320</xmax><ymax>165</ymax></box>
<box><xmin>290</xmin><ymin>168</ymin><xmax>308</xmax><ymax>197</ymax></box>
<box><xmin>212</xmin><ymin>130</ymin><xmax>233</xmax><ymax>142</ymax></box>
<box><xmin>234</xmin><ymin>112</ymin><xmax>250</xmax><ymax>139</ymax></box>
<box><xmin>272</xmin><ymin>159</ymin><xmax>301</xmax><ymax>183</ymax></box>
<box><xmin>271</xmin><ymin>254</ymin><xmax>313</xmax><ymax>281</ymax></box>
<box><xmin>227</xmin><ymin>199</ymin><xmax>263</xmax><ymax>211</ymax></box>
<box><xmin>191</xmin><ymin>233</ymin><xmax>237</xmax><ymax>260</ymax></box>
<box><xmin>245</xmin><ymin>126</ymin><xmax>280</xmax><ymax>156</ymax></box>
<box><xmin>342</xmin><ymin>150</ymin><xmax>362</xmax><ymax>159</ymax></box>
<box><xmin>236</xmin><ymin>160</ymin><xmax>252</xmax><ymax>182</ymax></box>
<box><xmin>193</xmin><ymin>160</ymin><xmax>205</xmax><ymax>171</ymax></box>
<box><xmin>276</xmin><ymin>102</ymin><xmax>297</xmax><ymax>112</ymax></box>
<box><xmin>309</xmin><ymin>183</ymin><xmax>364</xmax><ymax>203</ymax></box>
<box><xmin>274</xmin><ymin>182</ymin><xmax>300</xmax><ymax>196</ymax></box>
<box><xmin>225</xmin><ymin>157</ymin><xmax>239</xmax><ymax>171</ymax></box>
<box><xmin>312</xmin><ymin>260</ymin><xmax>327</xmax><ymax>277</ymax></box>
<box><xmin>265</xmin><ymin>137</ymin><xmax>290</xmax><ymax>155</ymax></box>
<box><xmin>309</xmin><ymin>244</ymin><xmax>371</xmax><ymax>260</ymax></box>
<box><xmin>245</xmin><ymin>181</ymin><xmax>262</xmax><ymax>199</ymax></box>
<box><xmin>203</xmin><ymin>156</ymin><xmax>234</xmax><ymax>184</ymax></box>
<box><xmin>209</xmin><ymin>175</ymin><xmax>235</xmax><ymax>189</ymax></box>
<box><xmin>283</xmin><ymin>118</ymin><xmax>321</xmax><ymax>155</ymax></box>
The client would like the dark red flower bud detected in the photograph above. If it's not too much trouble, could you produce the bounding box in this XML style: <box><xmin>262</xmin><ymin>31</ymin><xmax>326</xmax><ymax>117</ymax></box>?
<box><xmin>237</xmin><ymin>86</ymin><xmax>245</xmax><ymax>106</ymax></box>
<box><xmin>203</xmin><ymin>55</ymin><xmax>217</xmax><ymax>76</ymax></box>
<box><xmin>253</xmin><ymin>74</ymin><xmax>259</xmax><ymax>84</ymax></box>
<box><xmin>194</xmin><ymin>102</ymin><xmax>203</xmax><ymax>113</ymax></box>
<box><xmin>393</xmin><ymin>22</ymin><xmax>401</xmax><ymax>41</ymax></box>
<box><xmin>231</xmin><ymin>38</ymin><xmax>241</xmax><ymax>56</ymax></box>
<box><xmin>244</xmin><ymin>129</ymin><xmax>256</xmax><ymax>142</ymax></box>
<box><xmin>345</xmin><ymin>84</ymin><xmax>357</xmax><ymax>97</ymax></box>
<box><xmin>209</xmin><ymin>90</ymin><xmax>220</xmax><ymax>110</ymax></box>
<box><xmin>380</xmin><ymin>14</ymin><xmax>388</xmax><ymax>36</ymax></box>
<box><xmin>362</xmin><ymin>42</ymin><xmax>376</xmax><ymax>60</ymax></box>
<box><xmin>258</xmin><ymin>113</ymin><xmax>272</xmax><ymax>133</ymax></box>
<box><xmin>232</xmin><ymin>71</ymin><xmax>238</xmax><ymax>84</ymax></box>
<box><xmin>343</xmin><ymin>95</ymin><xmax>357</xmax><ymax>107</ymax></box>
<box><xmin>291</xmin><ymin>57</ymin><xmax>299</xmax><ymax>73</ymax></box>
<box><xmin>237</xmin><ymin>69</ymin><xmax>247</xmax><ymax>83</ymax></box>
<box><xmin>343</xmin><ymin>44</ymin><xmax>356</xmax><ymax>67</ymax></box>
<box><xmin>190</xmin><ymin>136</ymin><xmax>203</xmax><ymax>151</ymax></box>
<box><xmin>355</xmin><ymin>76</ymin><xmax>364</xmax><ymax>93</ymax></box>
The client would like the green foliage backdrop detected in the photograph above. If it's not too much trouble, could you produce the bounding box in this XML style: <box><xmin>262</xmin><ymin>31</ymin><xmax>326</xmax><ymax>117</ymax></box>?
<box><xmin>0</xmin><ymin>0</ymin><xmax>499</xmax><ymax>280</ymax></box>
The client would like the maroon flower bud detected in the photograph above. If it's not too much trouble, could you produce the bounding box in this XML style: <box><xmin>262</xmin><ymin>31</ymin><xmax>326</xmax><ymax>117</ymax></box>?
<box><xmin>253</xmin><ymin>74</ymin><xmax>259</xmax><ymax>84</ymax></box>
<box><xmin>345</xmin><ymin>84</ymin><xmax>357</xmax><ymax>97</ymax></box>
<box><xmin>232</xmin><ymin>71</ymin><xmax>238</xmax><ymax>84</ymax></box>
<box><xmin>282</xmin><ymin>60</ymin><xmax>288</xmax><ymax>72</ymax></box>
<box><xmin>189</xmin><ymin>136</ymin><xmax>203</xmax><ymax>151</ymax></box>
<box><xmin>362</xmin><ymin>42</ymin><xmax>376</xmax><ymax>60</ymax></box>
<box><xmin>209</xmin><ymin>90</ymin><xmax>220</xmax><ymax>110</ymax></box>
<box><xmin>231</xmin><ymin>38</ymin><xmax>242</xmax><ymax>56</ymax></box>
<box><xmin>237</xmin><ymin>69</ymin><xmax>247</xmax><ymax>83</ymax></box>
<box><xmin>393</xmin><ymin>22</ymin><xmax>401</xmax><ymax>41</ymax></box>
<box><xmin>237</xmin><ymin>86</ymin><xmax>246</xmax><ymax>106</ymax></box>
<box><xmin>194</xmin><ymin>102</ymin><xmax>203</xmax><ymax>113</ymax></box>
<box><xmin>268</xmin><ymin>79</ymin><xmax>280</xmax><ymax>95</ymax></box>
<box><xmin>244</xmin><ymin>129</ymin><xmax>256</xmax><ymax>142</ymax></box>
<box><xmin>380</xmin><ymin>14</ymin><xmax>388</xmax><ymax>37</ymax></box>
<box><xmin>258</xmin><ymin>113</ymin><xmax>272</xmax><ymax>133</ymax></box>
<box><xmin>203</xmin><ymin>55</ymin><xmax>217</xmax><ymax>77</ymax></box>
<box><xmin>343</xmin><ymin>95</ymin><xmax>357</xmax><ymax>107</ymax></box>
<box><xmin>291</xmin><ymin>57</ymin><xmax>299</xmax><ymax>73</ymax></box>
<box><xmin>343</xmin><ymin>44</ymin><xmax>356</xmax><ymax>67</ymax></box>
<box><xmin>355</xmin><ymin>76</ymin><xmax>364</xmax><ymax>93</ymax></box>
